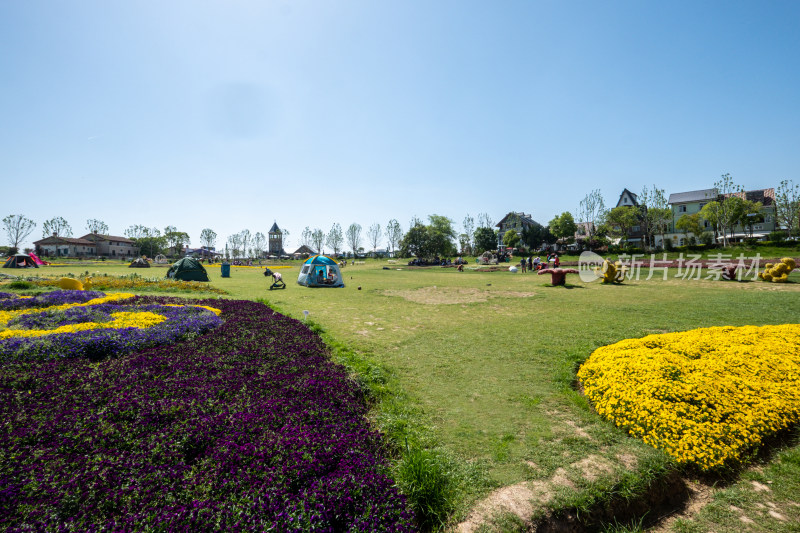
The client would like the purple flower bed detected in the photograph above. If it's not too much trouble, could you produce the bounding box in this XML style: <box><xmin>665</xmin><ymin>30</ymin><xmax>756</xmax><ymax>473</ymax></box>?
<box><xmin>0</xmin><ymin>297</ymin><xmax>414</xmax><ymax>531</ymax></box>
<box><xmin>0</xmin><ymin>290</ymin><xmax>107</xmax><ymax>310</ymax></box>
<box><xmin>0</xmin><ymin>292</ymin><xmax>16</xmax><ymax>300</ymax></box>
<box><xmin>1</xmin><ymin>303</ymin><xmax>223</xmax><ymax>362</ymax></box>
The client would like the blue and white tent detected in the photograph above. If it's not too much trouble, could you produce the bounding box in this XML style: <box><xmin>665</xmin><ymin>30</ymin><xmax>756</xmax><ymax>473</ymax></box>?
<box><xmin>297</xmin><ymin>255</ymin><xmax>345</xmax><ymax>288</ymax></box>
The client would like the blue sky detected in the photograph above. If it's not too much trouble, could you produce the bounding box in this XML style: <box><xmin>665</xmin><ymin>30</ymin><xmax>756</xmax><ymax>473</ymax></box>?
<box><xmin>2</xmin><ymin>0</ymin><xmax>799</xmax><ymax>251</ymax></box>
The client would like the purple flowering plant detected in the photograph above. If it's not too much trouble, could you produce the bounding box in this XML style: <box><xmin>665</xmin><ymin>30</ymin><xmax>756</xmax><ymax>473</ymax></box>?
<box><xmin>0</xmin><ymin>290</ymin><xmax>108</xmax><ymax>310</ymax></box>
<box><xmin>0</xmin><ymin>297</ymin><xmax>413</xmax><ymax>531</ymax></box>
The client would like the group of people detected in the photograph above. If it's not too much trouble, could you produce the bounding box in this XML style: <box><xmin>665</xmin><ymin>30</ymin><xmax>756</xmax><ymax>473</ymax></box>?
<box><xmin>518</xmin><ymin>253</ymin><xmax>560</xmax><ymax>273</ymax></box>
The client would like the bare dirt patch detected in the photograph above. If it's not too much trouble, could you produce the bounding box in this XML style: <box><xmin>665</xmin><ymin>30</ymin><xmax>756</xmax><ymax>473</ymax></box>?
<box><xmin>649</xmin><ymin>480</ymin><xmax>713</xmax><ymax>533</ymax></box>
<box><xmin>383</xmin><ymin>286</ymin><xmax>534</xmax><ymax>305</ymax></box>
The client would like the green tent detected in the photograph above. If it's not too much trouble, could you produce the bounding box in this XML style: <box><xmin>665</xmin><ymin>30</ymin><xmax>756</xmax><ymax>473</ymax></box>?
<box><xmin>166</xmin><ymin>257</ymin><xmax>209</xmax><ymax>281</ymax></box>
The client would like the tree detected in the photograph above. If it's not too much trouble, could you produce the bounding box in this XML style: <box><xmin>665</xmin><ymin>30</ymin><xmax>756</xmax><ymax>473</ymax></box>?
<box><xmin>252</xmin><ymin>232</ymin><xmax>266</xmax><ymax>258</ymax></box>
<box><xmin>311</xmin><ymin>228</ymin><xmax>325</xmax><ymax>254</ymax></box>
<box><xmin>775</xmin><ymin>179</ymin><xmax>800</xmax><ymax>235</ymax></box>
<box><xmin>548</xmin><ymin>212</ymin><xmax>577</xmax><ymax>242</ymax></box>
<box><xmin>326</xmin><ymin>223</ymin><xmax>343</xmax><ymax>255</ymax></box>
<box><xmin>346</xmin><ymin>223</ymin><xmax>363</xmax><ymax>257</ymax></box>
<box><xmin>699</xmin><ymin>201</ymin><xmax>722</xmax><ymax>243</ymax></box>
<box><xmin>366</xmin><ymin>223</ymin><xmax>382</xmax><ymax>253</ymax></box>
<box><xmin>603</xmin><ymin>207</ymin><xmax>639</xmax><ymax>247</ymax></box>
<box><xmin>645</xmin><ymin>187</ymin><xmax>672</xmax><ymax>248</ymax></box>
<box><xmin>399</xmin><ymin>222</ymin><xmax>429</xmax><ymax>258</ymax></box>
<box><xmin>133</xmin><ymin>227</ymin><xmax>165</xmax><ymax>258</ymax></box>
<box><xmin>714</xmin><ymin>173</ymin><xmax>743</xmax><ymax>247</ymax></box>
<box><xmin>473</xmin><ymin>227</ymin><xmax>497</xmax><ymax>253</ymax></box>
<box><xmin>163</xmin><ymin>226</ymin><xmax>190</xmax><ymax>257</ymax></box>
<box><xmin>239</xmin><ymin>230</ymin><xmax>251</xmax><ymax>259</ymax></box>
<box><xmin>124</xmin><ymin>225</ymin><xmax>148</xmax><ymax>240</ymax></box>
<box><xmin>385</xmin><ymin>219</ymin><xmax>403</xmax><ymax>254</ymax></box>
<box><xmin>86</xmin><ymin>219</ymin><xmax>109</xmax><ymax>235</ymax></box>
<box><xmin>462</xmin><ymin>214</ymin><xmax>475</xmax><ymax>253</ymax></box>
<box><xmin>476</xmin><ymin>212</ymin><xmax>493</xmax><ymax>230</ymax></box>
<box><xmin>502</xmin><ymin>229</ymin><xmax>521</xmax><ymax>249</ymax></box>
<box><xmin>738</xmin><ymin>200</ymin><xmax>763</xmax><ymax>238</ymax></box>
<box><xmin>42</xmin><ymin>216</ymin><xmax>73</xmax><ymax>239</ymax></box>
<box><xmin>200</xmin><ymin>228</ymin><xmax>217</xmax><ymax>249</ymax></box>
<box><xmin>675</xmin><ymin>213</ymin><xmax>705</xmax><ymax>241</ymax></box>
<box><xmin>427</xmin><ymin>215</ymin><xmax>457</xmax><ymax>257</ymax></box>
<box><xmin>577</xmin><ymin>190</ymin><xmax>606</xmax><ymax>242</ymax></box>
<box><xmin>521</xmin><ymin>222</ymin><xmax>554</xmax><ymax>250</ymax></box>
<box><xmin>3</xmin><ymin>214</ymin><xmax>36</xmax><ymax>253</ymax></box>
<box><xmin>301</xmin><ymin>227</ymin><xmax>313</xmax><ymax>248</ymax></box>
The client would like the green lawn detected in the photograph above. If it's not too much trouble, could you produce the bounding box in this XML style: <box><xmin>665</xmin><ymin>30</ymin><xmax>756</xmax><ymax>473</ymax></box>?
<box><xmin>7</xmin><ymin>258</ymin><xmax>800</xmax><ymax>531</ymax></box>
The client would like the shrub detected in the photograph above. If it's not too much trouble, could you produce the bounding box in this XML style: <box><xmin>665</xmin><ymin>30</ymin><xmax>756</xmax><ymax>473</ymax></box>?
<box><xmin>699</xmin><ymin>232</ymin><xmax>714</xmax><ymax>246</ymax></box>
<box><xmin>769</xmin><ymin>230</ymin><xmax>787</xmax><ymax>242</ymax></box>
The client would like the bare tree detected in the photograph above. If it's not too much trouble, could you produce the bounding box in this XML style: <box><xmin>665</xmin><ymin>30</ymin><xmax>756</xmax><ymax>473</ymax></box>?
<box><xmin>252</xmin><ymin>232</ymin><xmax>266</xmax><ymax>258</ymax></box>
<box><xmin>462</xmin><ymin>214</ymin><xmax>475</xmax><ymax>251</ymax></box>
<box><xmin>477</xmin><ymin>212</ymin><xmax>494</xmax><ymax>229</ymax></box>
<box><xmin>239</xmin><ymin>230</ymin><xmax>251</xmax><ymax>259</ymax></box>
<box><xmin>326</xmin><ymin>223</ymin><xmax>344</xmax><ymax>255</ymax></box>
<box><xmin>311</xmin><ymin>228</ymin><xmax>325</xmax><ymax>254</ymax></box>
<box><xmin>385</xmin><ymin>219</ymin><xmax>403</xmax><ymax>254</ymax></box>
<box><xmin>3</xmin><ymin>214</ymin><xmax>36</xmax><ymax>252</ymax></box>
<box><xmin>775</xmin><ymin>179</ymin><xmax>800</xmax><ymax>235</ymax></box>
<box><xmin>577</xmin><ymin>190</ymin><xmax>606</xmax><ymax>242</ymax></box>
<box><xmin>124</xmin><ymin>225</ymin><xmax>148</xmax><ymax>240</ymax></box>
<box><xmin>301</xmin><ymin>227</ymin><xmax>313</xmax><ymax>248</ymax></box>
<box><xmin>366</xmin><ymin>223</ymin><xmax>382</xmax><ymax>252</ymax></box>
<box><xmin>200</xmin><ymin>228</ymin><xmax>217</xmax><ymax>249</ymax></box>
<box><xmin>42</xmin><ymin>217</ymin><xmax>73</xmax><ymax>238</ymax></box>
<box><xmin>346</xmin><ymin>223</ymin><xmax>363</xmax><ymax>257</ymax></box>
<box><xmin>86</xmin><ymin>219</ymin><xmax>108</xmax><ymax>235</ymax></box>
<box><xmin>715</xmin><ymin>173</ymin><xmax>743</xmax><ymax>247</ymax></box>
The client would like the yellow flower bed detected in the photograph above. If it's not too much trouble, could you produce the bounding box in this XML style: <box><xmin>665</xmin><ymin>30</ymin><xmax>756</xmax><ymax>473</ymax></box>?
<box><xmin>0</xmin><ymin>311</ymin><xmax>166</xmax><ymax>340</ymax></box>
<box><xmin>0</xmin><ymin>293</ymin><xmax>135</xmax><ymax>326</ymax></box>
<box><xmin>578</xmin><ymin>325</ymin><xmax>800</xmax><ymax>470</ymax></box>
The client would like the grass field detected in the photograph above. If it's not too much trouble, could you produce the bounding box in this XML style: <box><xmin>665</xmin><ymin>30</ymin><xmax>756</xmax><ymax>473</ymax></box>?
<box><xmin>5</xmin><ymin>257</ymin><xmax>800</xmax><ymax>531</ymax></box>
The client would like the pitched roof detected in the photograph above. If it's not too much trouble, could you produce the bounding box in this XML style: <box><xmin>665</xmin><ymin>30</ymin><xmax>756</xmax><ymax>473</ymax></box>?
<box><xmin>724</xmin><ymin>188</ymin><xmax>775</xmax><ymax>207</ymax></box>
<box><xmin>269</xmin><ymin>222</ymin><xmax>281</xmax><ymax>233</ymax></box>
<box><xmin>496</xmin><ymin>212</ymin><xmax>539</xmax><ymax>228</ymax></box>
<box><xmin>33</xmin><ymin>236</ymin><xmax>95</xmax><ymax>246</ymax></box>
<box><xmin>616</xmin><ymin>188</ymin><xmax>639</xmax><ymax>207</ymax></box>
<box><xmin>667</xmin><ymin>188</ymin><xmax>718</xmax><ymax>204</ymax></box>
<box><xmin>80</xmin><ymin>233</ymin><xmax>135</xmax><ymax>244</ymax></box>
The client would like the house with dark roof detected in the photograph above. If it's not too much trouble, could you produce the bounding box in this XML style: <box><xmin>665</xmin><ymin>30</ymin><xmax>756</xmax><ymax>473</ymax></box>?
<box><xmin>613</xmin><ymin>188</ymin><xmax>646</xmax><ymax>246</ymax></box>
<box><xmin>496</xmin><ymin>212</ymin><xmax>542</xmax><ymax>248</ymax></box>
<box><xmin>81</xmin><ymin>233</ymin><xmax>138</xmax><ymax>257</ymax></box>
<box><xmin>33</xmin><ymin>235</ymin><xmax>96</xmax><ymax>257</ymax></box>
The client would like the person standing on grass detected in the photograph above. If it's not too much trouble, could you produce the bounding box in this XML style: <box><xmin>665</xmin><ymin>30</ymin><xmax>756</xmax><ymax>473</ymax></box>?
<box><xmin>520</xmin><ymin>257</ymin><xmax>527</xmax><ymax>273</ymax></box>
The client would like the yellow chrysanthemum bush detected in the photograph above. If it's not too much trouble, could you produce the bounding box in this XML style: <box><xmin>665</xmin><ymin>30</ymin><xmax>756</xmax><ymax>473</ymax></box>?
<box><xmin>758</xmin><ymin>257</ymin><xmax>796</xmax><ymax>282</ymax></box>
<box><xmin>577</xmin><ymin>325</ymin><xmax>800</xmax><ymax>471</ymax></box>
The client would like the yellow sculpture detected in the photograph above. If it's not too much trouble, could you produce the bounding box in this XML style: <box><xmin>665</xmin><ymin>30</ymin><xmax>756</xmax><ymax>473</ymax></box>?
<box><xmin>758</xmin><ymin>257</ymin><xmax>796</xmax><ymax>283</ymax></box>
<box><xmin>594</xmin><ymin>259</ymin><xmax>627</xmax><ymax>283</ymax></box>
<box><xmin>58</xmin><ymin>277</ymin><xmax>84</xmax><ymax>291</ymax></box>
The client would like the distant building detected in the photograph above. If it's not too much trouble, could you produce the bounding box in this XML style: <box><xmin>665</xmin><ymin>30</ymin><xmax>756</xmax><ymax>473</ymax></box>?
<box><xmin>81</xmin><ymin>233</ymin><xmax>138</xmax><ymax>257</ymax></box>
<box><xmin>614</xmin><ymin>188</ymin><xmax>646</xmax><ymax>246</ymax></box>
<box><xmin>496</xmin><ymin>212</ymin><xmax>541</xmax><ymax>248</ymax></box>
<box><xmin>33</xmin><ymin>234</ymin><xmax>96</xmax><ymax>257</ymax></box>
<box><xmin>268</xmin><ymin>222</ymin><xmax>286</xmax><ymax>256</ymax></box>
<box><xmin>665</xmin><ymin>188</ymin><xmax>776</xmax><ymax>245</ymax></box>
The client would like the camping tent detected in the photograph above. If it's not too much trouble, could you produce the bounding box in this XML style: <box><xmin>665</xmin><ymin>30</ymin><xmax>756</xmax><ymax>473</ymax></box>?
<box><xmin>166</xmin><ymin>257</ymin><xmax>209</xmax><ymax>281</ymax></box>
<box><xmin>129</xmin><ymin>257</ymin><xmax>151</xmax><ymax>268</ymax></box>
<box><xmin>297</xmin><ymin>255</ymin><xmax>344</xmax><ymax>288</ymax></box>
<box><xmin>2</xmin><ymin>254</ymin><xmax>39</xmax><ymax>269</ymax></box>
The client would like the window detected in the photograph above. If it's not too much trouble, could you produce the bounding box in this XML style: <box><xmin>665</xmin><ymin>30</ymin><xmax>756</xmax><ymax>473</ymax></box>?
<box><xmin>678</xmin><ymin>205</ymin><xmax>687</xmax><ymax>212</ymax></box>
<box><xmin>632</xmin><ymin>225</ymin><xmax>640</xmax><ymax>232</ymax></box>
<box><xmin>699</xmin><ymin>203</ymin><xmax>706</xmax><ymax>209</ymax></box>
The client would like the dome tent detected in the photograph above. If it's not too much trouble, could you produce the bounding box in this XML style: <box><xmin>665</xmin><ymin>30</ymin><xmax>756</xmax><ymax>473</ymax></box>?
<box><xmin>166</xmin><ymin>257</ymin><xmax>209</xmax><ymax>282</ymax></box>
<box><xmin>3</xmin><ymin>254</ymin><xmax>39</xmax><ymax>269</ymax></box>
<box><xmin>297</xmin><ymin>255</ymin><xmax>344</xmax><ymax>288</ymax></box>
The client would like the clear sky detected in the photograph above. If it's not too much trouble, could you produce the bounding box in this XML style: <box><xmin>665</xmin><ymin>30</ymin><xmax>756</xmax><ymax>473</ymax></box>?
<box><xmin>2</xmin><ymin>0</ymin><xmax>799</xmax><ymax>252</ymax></box>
